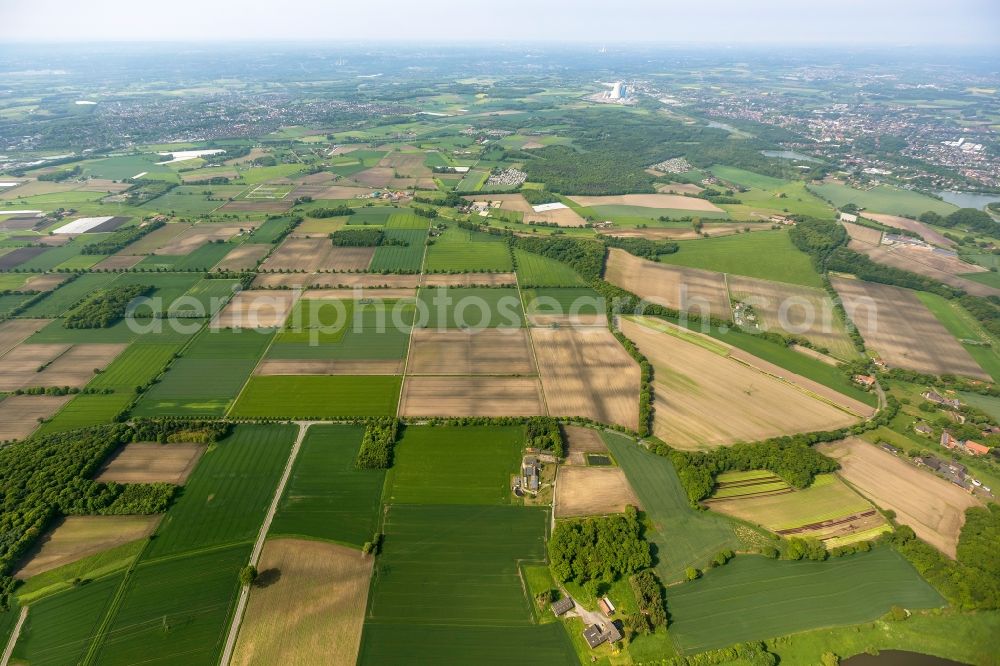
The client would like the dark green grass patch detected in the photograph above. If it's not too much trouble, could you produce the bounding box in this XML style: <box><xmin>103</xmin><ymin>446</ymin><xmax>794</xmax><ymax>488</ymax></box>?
<box><xmin>247</xmin><ymin>216</ymin><xmax>295</xmax><ymax>244</ymax></box>
<box><xmin>386</xmin><ymin>212</ymin><xmax>431</xmax><ymax>229</ymax></box>
<box><xmin>169</xmin><ymin>278</ymin><xmax>241</xmax><ymax>317</ymax></box>
<box><xmin>604</xmin><ymin>433</ymin><xmax>742</xmax><ymax>584</ymax></box>
<box><xmin>424</xmin><ymin>226</ymin><xmax>513</xmax><ymax>272</ymax></box>
<box><xmin>143</xmin><ymin>423</ymin><xmax>295</xmax><ymax>558</ymax></box>
<box><xmin>229</xmin><ymin>375</ymin><xmax>401</xmax><ymax>418</ymax></box>
<box><xmin>388</xmin><ymin>425</ymin><xmax>523</xmax><ymax>505</ymax></box>
<box><xmin>514</xmin><ymin>248</ymin><xmax>585</xmax><ymax>287</ymax></box>
<box><xmin>369</xmin><ymin>228</ymin><xmax>426</xmax><ymax>272</ymax></box>
<box><xmin>366</xmin><ymin>504</ymin><xmax>547</xmax><ymax>626</ymax></box>
<box><xmin>666</xmin><ymin>549</ymin><xmax>944</xmax><ymax>653</ymax></box>
<box><xmin>522</xmin><ymin>287</ymin><xmax>604</xmax><ymax>317</ymax></box>
<box><xmin>270</xmin><ymin>424</ymin><xmax>384</xmax><ymax>546</ymax></box>
<box><xmin>0</xmin><ymin>293</ymin><xmax>32</xmax><ymax>316</ymax></box>
<box><xmin>11</xmin><ymin>573</ymin><xmax>124</xmax><ymax>666</ymax></box>
<box><xmin>19</xmin><ymin>273</ymin><xmax>118</xmax><ymax>318</ymax></box>
<box><xmin>347</xmin><ymin>206</ymin><xmax>396</xmax><ymax>225</ymax></box>
<box><xmin>37</xmin><ymin>393</ymin><xmax>134</xmax><ymax>435</ymax></box>
<box><xmin>92</xmin><ymin>544</ymin><xmax>249</xmax><ymax>666</ymax></box>
<box><xmin>136</xmin><ymin>242</ymin><xmax>234</xmax><ymax>271</ymax></box>
<box><xmin>417</xmin><ymin>287</ymin><xmax>524</xmax><ymax>328</ymax></box>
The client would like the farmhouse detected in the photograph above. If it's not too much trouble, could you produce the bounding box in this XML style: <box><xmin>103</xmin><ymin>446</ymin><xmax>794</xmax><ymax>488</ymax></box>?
<box><xmin>923</xmin><ymin>391</ymin><xmax>962</xmax><ymax>409</ymax></box>
<box><xmin>551</xmin><ymin>597</ymin><xmax>574</xmax><ymax>616</ymax></box>
<box><xmin>583</xmin><ymin>622</ymin><xmax>623</xmax><ymax>649</ymax></box>
<box><xmin>852</xmin><ymin>374</ymin><xmax>876</xmax><ymax>388</ymax></box>
<box><xmin>522</xmin><ymin>456</ymin><xmax>540</xmax><ymax>493</ymax></box>
<box><xmin>964</xmin><ymin>441</ymin><xmax>992</xmax><ymax>456</ymax></box>
<box><xmin>839</xmin><ymin>212</ymin><xmax>859</xmax><ymax>223</ymax></box>
<box><xmin>914</xmin><ymin>423</ymin><xmax>933</xmax><ymax>437</ymax></box>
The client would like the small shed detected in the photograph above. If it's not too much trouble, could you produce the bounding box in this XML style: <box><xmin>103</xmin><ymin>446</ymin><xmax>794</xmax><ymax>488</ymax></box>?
<box><xmin>598</xmin><ymin>596</ymin><xmax>616</xmax><ymax>616</ymax></box>
<box><xmin>551</xmin><ymin>597</ymin><xmax>574</xmax><ymax>616</ymax></box>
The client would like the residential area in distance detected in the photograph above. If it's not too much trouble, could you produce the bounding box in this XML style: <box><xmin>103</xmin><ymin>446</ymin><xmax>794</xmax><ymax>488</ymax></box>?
<box><xmin>1</xmin><ymin>9</ymin><xmax>1000</xmax><ymax>666</ymax></box>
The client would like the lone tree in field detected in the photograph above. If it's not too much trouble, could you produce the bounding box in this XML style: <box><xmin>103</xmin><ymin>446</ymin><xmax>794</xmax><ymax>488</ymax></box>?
<box><xmin>239</xmin><ymin>565</ymin><xmax>258</xmax><ymax>587</ymax></box>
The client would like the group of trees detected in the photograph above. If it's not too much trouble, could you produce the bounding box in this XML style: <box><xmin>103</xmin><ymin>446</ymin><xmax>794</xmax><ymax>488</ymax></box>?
<box><xmin>63</xmin><ymin>284</ymin><xmax>152</xmax><ymax>328</ymax></box>
<box><xmin>81</xmin><ymin>219</ymin><xmax>165</xmax><ymax>255</ymax></box>
<box><xmin>310</xmin><ymin>205</ymin><xmax>354</xmax><ymax>218</ymax></box>
<box><xmin>629</xmin><ymin>569</ymin><xmax>668</xmax><ymax>633</ymax></box>
<box><xmin>524</xmin><ymin>417</ymin><xmax>564</xmax><ymax>456</ymax></box>
<box><xmin>604</xmin><ymin>236</ymin><xmax>679</xmax><ymax>260</ymax></box>
<box><xmin>355</xmin><ymin>418</ymin><xmax>400</xmax><ymax>469</ymax></box>
<box><xmin>329</xmin><ymin>227</ymin><xmax>404</xmax><ymax>248</ymax></box>
<box><xmin>511</xmin><ymin>236</ymin><xmax>606</xmax><ymax>281</ymax></box>
<box><xmin>548</xmin><ymin>505</ymin><xmax>651</xmax><ymax>589</ymax></box>
<box><xmin>921</xmin><ymin>208</ymin><xmax>999</xmax><ymax>237</ymax></box>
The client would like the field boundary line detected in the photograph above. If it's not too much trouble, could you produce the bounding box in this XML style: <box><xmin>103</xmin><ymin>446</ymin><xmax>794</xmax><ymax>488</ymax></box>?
<box><xmin>224</xmin><ymin>325</ymin><xmax>284</xmax><ymax>418</ymax></box>
<box><xmin>218</xmin><ymin>420</ymin><xmax>311</xmax><ymax>666</ymax></box>
<box><xmin>514</xmin><ymin>270</ymin><xmax>549</xmax><ymax>415</ymax></box>
<box><xmin>0</xmin><ymin>606</ymin><xmax>27</xmax><ymax>666</ymax></box>
<box><xmin>395</xmin><ymin>226</ymin><xmax>430</xmax><ymax>416</ymax></box>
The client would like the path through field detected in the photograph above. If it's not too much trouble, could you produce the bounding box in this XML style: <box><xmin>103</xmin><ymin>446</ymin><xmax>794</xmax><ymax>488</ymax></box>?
<box><xmin>0</xmin><ymin>607</ymin><xmax>28</xmax><ymax>666</ymax></box>
<box><xmin>219</xmin><ymin>421</ymin><xmax>314</xmax><ymax>666</ymax></box>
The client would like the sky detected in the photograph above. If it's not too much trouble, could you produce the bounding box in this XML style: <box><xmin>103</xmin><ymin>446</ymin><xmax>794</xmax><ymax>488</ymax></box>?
<box><xmin>2</xmin><ymin>0</ymin><xmax>998</xmax><ymax>46</ymax></box>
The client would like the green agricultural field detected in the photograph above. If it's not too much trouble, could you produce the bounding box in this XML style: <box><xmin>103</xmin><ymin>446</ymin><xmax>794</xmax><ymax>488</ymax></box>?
<box><xmin>269</xmin><ymin>424</ymin><xmax>385</xmax><ymax>547</ymax></box>
<box><xmin>90</xmin><ymin>544</ymin><xmax>250</xmax><ymax>665</ymax></box>
<box><xmin>229</xmin><ymin>375</ymin><xmax>402</xmax><ymax>418</ymax></box>
<box><xmin>139</xmin><ymin>186</ymin><xmax>236</xmax><ymax>215</ymax></box>
<box><xmin>809</xmin><ymin>182</ymin><xmax>956</xmax><ymax>217</ymax></box>
<box><xmin>666</xmin><ymin>549</ymin><xmax>944</xmax><ymax>653</ymax></box>
<box><xmin>247</xmin><ymin>215</ymin><xmax>295</xmax><ymax>243</ymax></box>
<box><xmin>11</xmin><ymin>573</ymin><xmax>125</xmax><ymax>666</ymax></box>
<box><xmin>38</xmin><ymin>393</ymin><xmax>134</xmax><ymax>435</ymax></box>
<box><xmin>961</xmin><ymin>271</ymin><xmax>1000</xmax><ymax>289</ymax></box>
<box><xmin>26</xmin><ymin>318</ymin><xmax>142</xmax><ymax>344</ymax></box>
<box><xmin>170</xmin><ymin>278</ymin><xmax>242</xmax><ymax>317</ymax></box>
<box><xmin>0</xmin><ymin>293</ymin><xmax>32</xmax><ymax>315</ymax></box>
<box><xmin>18</xmin><ymin>272</ymin><xmax>118</xmax><ymax>317</ymax></box>
<box><xmin>710</xmin><ymin>165</ymin><xmax>788</xmax><ymax>190</ymax></box>
<box><xmin>144</xmin><ymin>423</ymin><xmax>295</xmax><ymax>558</ymax></box>
<box><xmin>347</xmin><ymin>206</ymin><xmax>396</xmax><ymax>225</ymax></box>
<box><xmin>268</xmin><ymin>300</ymin><xmax>412</xmax><ymax>359</ymax></box>
<box><xmin>587</xmin><ymin>204</ymin><xmax>728</xmax><ymax>224</ymax></box>
<box><xmin>136</xmin><ymin>242</ymin><xmax>234</xmax><ymax>271</ymax></box>
<box><xmin>369</xmin><ymin>228</ymin><xmax>426</xmax><ymax>272</ymax></box>
<box><xmin>385</xmin><ymin>212</ymin><xmax>430</xmax><ymax>229</ymax></box>
<box><xmin>514</xmin><ymin>248</ymin><xmax>586</xmax><ymax>286</ymax></box>
<box><xmin>424</xmin><ymin>226</ymin><xmax>513</xmax><ymax>272</ymax></box>
<box><xmin>388</xmin><ymin>425</ymin><xmax>523</xmax><ymax>505</ymax></box>
<box><xmin>417</xmin><ymin>287</ymin><xmax>525</xmax><ymax>328</ymax></box>
<box><xmin>132</xmin><ymin>328</ymin><xmax>272</xmax><ymax>417</ymax></box>
<box><xmin>17</xmin><ymin>540</ymin><xmax>145</xmax><ymax>606</ymax></box>
<box><xmin>522</xmin><ymin>287</ymin><xmax>605</xmax><ymax>317</ymax></box>
<box><xmin>657</xmin><ymin>230</ymin><xmax>823</xmax><ymax>287</ymax></box>
<box><xmin>14</xmin><ymin>238</ymin><xmax>93</xmax><ymax>271</ymax></box>
<box><xmin>604</xmin><ymin>433</ymin><xmax>743</xmax><ymax>583</ymax></box>
<box><xmin>113</xmin><ymin>272</ymin><xmax>205</xmax><ymax>314</ymax></box>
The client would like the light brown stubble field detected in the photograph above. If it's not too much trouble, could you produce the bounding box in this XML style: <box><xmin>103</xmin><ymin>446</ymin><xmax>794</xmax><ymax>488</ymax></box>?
<box><xmin>95</xmin><ymin>442</ymin><xmax>205</xmax><ymax>484</ymax></box>
<box><xmin>555</xmin><ymin>466</ymin><xmax>641</xmax><ymax>518</ymax></box>
<box><xmin>604</xmin><ymin>248</ymin><xmax>731</xmax><ymax>320</ymax></box>
<box><xmin>407</xmin><ymin>328</ymin><xmax>536</xmax><ymax>375</ymax></box>
<box><xmin>399</xmin><ymin>376</ymin><xmax>546</xmax><ymax>417</ymax></box>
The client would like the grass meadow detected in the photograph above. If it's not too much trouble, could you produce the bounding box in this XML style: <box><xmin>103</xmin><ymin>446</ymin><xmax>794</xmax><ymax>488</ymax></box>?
<box><xmin>808</xmin><ymin>182</ymin><xmax>956</xmax><ymax>218</ymax></box>
<box><xmin>417</xmin><ymin>287</ymin><xmax>524</xmax><ymax>328</ymax></box>
<box><xmin>229</xmin><ymin>375</ymin><xmax>402</xmax><ymax>418</ymax></box>
<box><xmin>514</xmin><ymin>249</ymin><xmax>586</xmax><ymax>287</ymax></box>
<box><xmin>369</xmin><ymin>228</ymin><xmax>426</xmax><ymax>272</ymax></box>
<box><xmin>424</xmin><ymin>226</ymin><xmax>513</xmax><ymax>272</ymax></box>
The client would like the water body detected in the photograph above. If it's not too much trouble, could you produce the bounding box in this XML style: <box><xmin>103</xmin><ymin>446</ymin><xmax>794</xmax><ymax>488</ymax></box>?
<box><xmin>843</xmin><ymin>650</ymin><xmax>968</xmax><ymax>666</ymax></box>
<box><xmin>936</xmin><ymin>190</ymin><xmax>1000</xmax><ymax>210</ymax></box>
<box><xmin>761</xmin><ymin>149</ymin><xmax>823</xmax><ymax>164</ymax></box>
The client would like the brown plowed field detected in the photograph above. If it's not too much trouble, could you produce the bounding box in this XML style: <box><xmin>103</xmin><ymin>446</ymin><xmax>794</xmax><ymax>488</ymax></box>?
<box><xmin>604</xmin><ymin>248</ymin><xmax>731</xmax><ymax>320</ymax></box>
<box><xmin>22</xmin><ymin>273</ymin><xmax>68</xmax><ymax>292</ymax></box>
<box><xmin>601</xmin><ymin>223</ymin><xmax>769</xmax><ymax>241</ymax></box>
<box><xmin>620</xmin><ymin>316</ymin><xmax>858</xmax><ymax>449</ymax></box>
<box><xmin>305</xmin><ymin>288</ymin><xmax>416</xmax><ymax>300</ymax></box>
<box><xmin>422</xmin><ymin>273</ymin><xmax>517</xmax><ymax>287</ymax></box>
<box><xmin>212</xmin><ymin>290</ymin><xmax>300</xmax><ymax>329</ymax></box>
<box><xmin>0</xmin><ymin>395</ymin><xmax>72</xmax><ymax>441</ymax></box>
<box><xmin>831</xmin><ymin>276</ymin><xmax>989</xmax><ymax>380</ymax></box>
<box><xmin>555</xmin><ymin>466</ymin><xmax>641</xmax><ymax>518</ymax></box>
<box><xmin>311</xmin><ymin>274</ymin><xmax>421</xmax><ymax>289</ymax></box>
<box><xmin>255</xmin><ymin>359</ymin><xmax>403</xmax><ymax>375</ymax></box>
<box><xmin>399</xmin><ymin>376</ymin><xmax>546</xmax><ymax>417</ymax></box>
<box><xmin>847</xmin><ymin>241</ymin><xmax>997</xmax><ymax>297</ymax></box>
<box><xmin>231</xmin><ymin>539</ymin><xmax>372</xmax><ymax>666</ymax></box>
<box><xmin>34</xmin><ymin>343</ymin><xmax>127</xmax><ymax>388</ymax></box>
<box><xmin>328</xmin><ymin>247</ymin><xmax>375</xmax><ymax>271</ymax></box>
<box><xmin>92</xmin><ymin>254</ymin><xmax>144</xmax><ymax>270</ymax></box>
<box><xmin>0</xmin><ymin>343</ymin><xmax>72</xmax><ymax>391</ymax></box>
<box><xmin>260</xmin><ymin>237</ymin><xmax>334</xmax><ymax>272</ymax></box>
<box><xmin>154</xmin><ymin>224</ymin><xmax>248</xmax><ymax>255</ymax></box>
<box><xmin>95</xmin><ymin>442</ymin><xmax>205</xmax><ymax>484</ymax></box>
<box><xmin>841</xmin><ymin>222</ymin><xmax>883</xmax><ymax>245</ymax></box>
<box><xmin>252</xmin><ymin>273</ymin><xmax>320</xmax><ymax>289</ymax></box>
<box><xmin>215</xmin><ymin>244</ymin><xmax>271</xmax><ymax>271</ymax></box>
<box><xmin>864</xmin><ymin>213</ymin><xmax>956</xmax><ymax>248</ymax></box>
<box><xmin>532</xmin><ymin>326</ymin><xmax>639</xmax><ymax>429</ymax></box>
<box><xmin>0</xmin><ymin>319</ymin><xmax>50</xmax><ymax>357</ymax></box>
<box><xmin>817</xmin><ymin>438</ymin><xmax>980</xmax><ymax>557</ymax></box>
<box><xmin>407</xmin><ymin>328</ymin><xmax>535</xmax><ymax>375</ymax></box>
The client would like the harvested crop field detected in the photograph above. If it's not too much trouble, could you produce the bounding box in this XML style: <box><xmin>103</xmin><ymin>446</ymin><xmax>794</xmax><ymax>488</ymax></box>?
<box><xmin>620</xmin><ymin>316</ymin><xmax>858</xmax><ymax>449</ymax></box>
<box><xmin>554</xmin><ymin>466</ymin><xmax>640</xmax><ymax>518</ymax></box>
<box><xmin>421</xmin><ymin>272</ymin><xmax>517</xmax><ymax>287</ymax></box>
<box><xmin>231</xmin><ymin>539</ymin><xmax>372</xmax><ymax>666</ymax></box>
<box><xmin>406</xmin><ymin>328</ymin><xmax>535</xmax><ymax>375</ymax></box>
<box><xmin>219</xmin><ymin>199</ymin><xmax>294</xmax><ymax>213</ymax></box>
<box><xmin>0</xmin><ymin>394</ymin><xmax>71</xmax><ymax>440</ymax></box>
<box><xmin>601</xmin><ymin>223</ymin><xmax>766</xmax><ymax>241</ymax></box>
<box><xmin>532</xmin><ymin>326</ymin><xmax>639</xmax><ymax>429</ymax></box>
<box><xmin>864</xmin><ymin>213</ymin><xmax>956</xmax><ymax>248</ymax></box>
<box><xmin>325</xmin><ymin>247</ymin><xmax>374</xmax><ymax>272</ymax></box>
<box><xmin>0</xmin><ymin>319</ymin><xmax>49</xmax><ymax>356</ymax></box>
<box><xmin>831</xmin><ymin>276</ymin><xmax>989</xmax><ymax>379</ymax></box>
<box><xmin>252</xmin><ymin>272</ymin><xmax>320</xmax><ymax>289</ymax></box>
<box><xmin>604</xmin><ymin>248</ymin><xmax>731</xmax><ymax>321</ymax></box>
<box><xmin>212</xmin><ymin>290</ymin><xmax>300</xmax><ymax>329</ymax></box>
<box><xmin>255</xmin><ymin>359</ymin><xmax>403</xmax><ymax>375</ymax></box>
<box><xmin>153</xmin><ymin>224</ymin><xmax>247</xmax><ymax>255</ymax></box>
<box><xmin>727</xmin><ymin>275</ymin><xmax>857</xmax><ymax>359</ymax></box>
<box><xmin>399</xmin><ymin>376</ymin><xmax>546</xmax><ymax>417</ymax></box>
<box><xmin>817</xmin><ymin>438</ymin><xmax>981</xmax><ymax>557</ymax></box>
<box><xmin>847</xmin><ymin>241</ymin><xmax>997</xmax><ymax>297</ymax></box>
<box><xmin>215</xmin><ymin>243</ymin><xmax>271</xmax><ymax>271</ymax></box>
<box><xmin>14</xmin><ymin>515</ymin><xmax>159</xmax><ymax>579</ymax></box>
<box><xmin>95</xmin><ymin>442</ymin><xmax>205</xmax><ymax>484</ymax></box>
<box><xmin>23</xmin><ymin>273</ymin><xmax>68</xmax><ymax>292</ymax></box>
<box><xmin>33</xmin><ymin>343</ymin><xmax>127</xmax><ymax>388</ymax></box>
<box><xmin>569</xmin><ymin>193</ymin><xmax>725</xmax><ymax>213</ymax></box>
<box><xmin>306</xmin><ymin>288</ymin><xmax>416</xmax><ymax>301</ymax></box>
<box><xmin>309</xmin><ymin>185</ymin><xmax>375</xmax><ymax>200</ymax></box>
<box><xmin>0</xmin><ymin>343</ymin><xmax>71</xmax><ymax>391</ymax></box>
<box><xmin>841</xmin><ymin>222</ymin><xmax>883</xmax><ymax>245</ymax></box>
<box><xmin>92</xmin><ymin>254</ymin><xmax>144</xmax><ymax>270</ymax></box>
<box><xmin>311</xmin><ymin>274</ymin><xmax>421</xmax><ymax>289</ymax></box>
<box><xmin>125</xmin><ymin>223</ymin><xmax>191</xmax><ymax>253</ymax></box>
<box><xmin>260</xmin><ymin>237</ymin><xmax>334</xmax><ymax>272</ymax></box>
<box><xmin>563</xmin><ymin>425</ymin><xmax>608</xmax><ymax>465</ymax></box>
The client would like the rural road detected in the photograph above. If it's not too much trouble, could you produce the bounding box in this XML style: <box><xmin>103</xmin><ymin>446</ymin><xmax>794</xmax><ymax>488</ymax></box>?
<box><xmin>218</xmin><ymin>420</ymin><xmax>314</xmax><ymax>666</ymax></box>
<box><xmin>0</xmin><ymin>607</ymin><xmax>28</xmax><ymax>666</ymax></box>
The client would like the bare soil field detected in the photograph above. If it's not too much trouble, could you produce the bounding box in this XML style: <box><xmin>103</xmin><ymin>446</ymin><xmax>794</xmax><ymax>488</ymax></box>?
<box><xmin>310</xmin><ymin>274</ymin><xmax>421</xmax><ymax>289</ymax></box>
<box><xmin>601</xmin><ymin>223</ymin><xmax>770</xmax><ymax>241</ymax></box>
<box><xmin>231</xmin><ymin>539</ymin><xmax>372</xmax><ymax>666</ymax></box>
<box><xmin>0</xmin><ymin>319</ymin><xmax>50</xmax><ymax>357</ymax></box>
<box><xmin>155</xmin><ymin>224</ymin><xmax>249</xmax><ymax>255</ymax></box>
<box><xmin>22</xmin><ymin>273</ymin><xmax>68</xmax><ymax>292</ymax></box>
<box><xmin>568</xmin><ymin>193</ymin><xmax>725</xmax><ymax>213</ymax></box>
<box><xmin>0</xmin><ymin>395</ymin><xmax>72</xmax><ymax>441</ymax></box>
<box><xmin>655</xmin><ymin>182</ymin><xmax>704</xmax><ymax>195</ymax></box>
<box><xmin>0</xmin><ymin>179</ymin><xmax>80</xmax><ymax>199</ymax></box>
<box><xmin>605</xmin><ymin>248</ymin><xmax>731</xmax><ymax>320</ymax></box>
<box><xmin>127</xmin><ymin>223</ymin><xmax>192</xmax><ymax>254</ymax></box>
<box><xmin>841</xmin><ymin>222</ymin><xmax>883</xmax><ymax>245</ymax></box>
<box><xmin>399</xmin><ymin>376</ymin><xmax>546</xmax><ymax>417</ymax></box>
<box><xmin>305</xmin><ymin>288</ymin><xmax>416</xmax><ymax>300</ymax></box>
<box><xmin>526</xmin><ymin>313</ymin><xmax>608</xmax><ymax>327</ymax></box>
<box><xmin>555</xmin><ymin>466</ymin><xmax>641</xmax><ymax>518</ymax></box>
<box><xmin>817</xmin><ymin>438</ymin><xmax>980</xmax><ymax>557</ymax></box>
<box><xmin>620</xmin><ymin>316</ymin><xmax>858</xmax><ymax>449</ymax></box>
<box><xmin>78</xmin><ymin>179</ymin><xmax>132</xmax><ymax>193</ymax></box>
<box><xmin>34</xmin><ymin>343</ymin><xmax>127</xmax><ymax>387</ymax></box>
<box><xmin>847</xmin><ymin>241</ymin><xmax>998</xmax><ymax>298</ymax></box>
<box><xmin>377</xmin><ymin>152</ymin><xmax>432</xmax><ymax>178</ymax></box>
<box><xmin>0</xmin><ymin>246</ymin><xmax>48</xmax><ymax>270</ymax></box>
<box><xmin>309</xmin><ymin>185</ymin><xmax>375</xmax><ymax>200</ymax></box>
<box><xmin>864</xmin><ymin>213</ymin><xmax>956</xmax><ymax>248</ymax></box>
<box><xmin>14</xmin><ymin>515</ymin><xmax>160</xmax><ymax>579</ymax></box>
<box><xmin>407</xmin><ymin>328</ymin><xmax>536</xmax><ymax>375</ymax></box>
<box><xmin>532</xmin><ymin>326</ymin><xmax>639</xmax><ymax>429</ymax></box>
<box><xmin>563</xmin><ymin>426</ymin><xmax>608</xmax><ymax>465</ymax></box>
<box><xmin>831</xmin><ymin>276</ymin><xmax>989</xmax><ymax>379</ymax></box>
<box><xmin>328</xmin><ymin>247</ymin><xmax>375</xmax><ymax>271</ymax></box>
<box><xmin>252</xmin><ymin>273</ymin><xmax>320</xmax><ymax>289</ymax></box>
<box><xmin>181</xmin><ymin>170</ymin><xmax>238</xmax><ymax>183</ymax></box>
<box><xmin>255</xmin><ymin>359</ymin><xmax>403</xmax><ymax>375</ymax></box>
<box><xmin>289</xmin><ymin>171</ymin><xmax>339</xmax><ymax>186</ymax></box>
<box><xmin>422</xmin><ymin>273</ymin><xmax>517</xmax><ymax>287</ymax></box>
<box><xmin>727</xmin><ymin>275</ymin><xmax>857</xmax><ymax>360</ymax></box>
<box><xmin>215</xmin><ymin>243</ymin><xmax>271</xmax><ymax>271</ymax></box>
<box><xmin>95</xmin><ymin>442</ymin><xmax>205</xmax><ymax>485</ymax></box>
<box><xmin>0</xmin><ymin>216</ymin><xmax>43</xmax><ymax>231</ymax></box>
<box><xmin>471</xmin><ymin>194</ymin><xmax>587</xmax><ymax>227</ymax></box>
<box><xmin>260</xmin><ymin>237</ymin><xmax>334</xmax><ymax>272</ymax></box>
<box><xmin>212</xmin><ymin>290</ymin><xmax>300</xmax><ymax>329</ymax></box>
<box><xmin>225</xmin><ymin>147</ymin><xmax>270</xmax><ymax>165</ymax></box>
<box><xmin>219</xmin><ymin>199</ymin><xmax>294</xmax><ymax>213</ymax></box>
<box><xmin>350</xmin><ymin>167</ymin><xmax>397</xmax><ymax>188</ymax></box>
<box><xmin>92</xmin><ymin>254</ymin><xmax>144</xmax><ymax>270</ymax></box>
<box><xmin>0</xmin><ymin>343</ymin><xmax>71</xmax><ymax>392</ymax></box>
